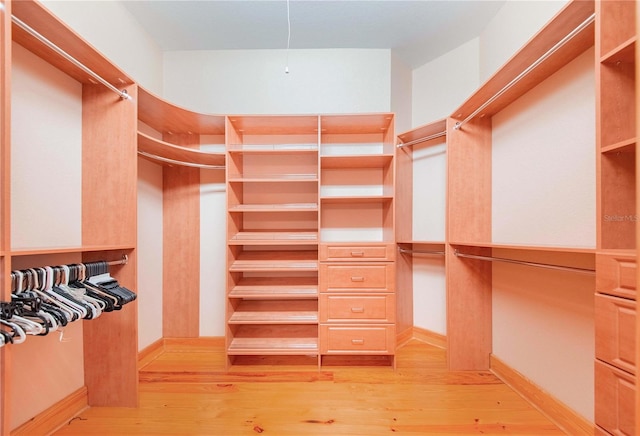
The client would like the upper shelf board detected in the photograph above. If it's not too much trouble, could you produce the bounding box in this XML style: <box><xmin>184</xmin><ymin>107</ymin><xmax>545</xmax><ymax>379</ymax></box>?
<box><xmin>228</xmin><ymin>115</ymin><xmax>320</xmax><ymax>135</ymax></box>
<box><xmin>138</xmin><ymin>88</ymin><xmax>226</xmax><ymax>135</ymax></box>
<box><xmin>451</xmin><ymin>0</ymin><xmax>595</xmax><ymax>122</ymax></box>
<box><xmin>320</xmin><ymin>113</ymin><xmax>394</xmax><ymax>134</ymax></box>
<box><xmin>138</xmin><ymin>132</ymin><xmax>225</xmax><ymax>167</ymax></box>
<box><xmin>397</xmin><ymin>119</ymin><xmax>447</xmax><ymax>146</ymax></box>
<box><xmin>11</xmin><ymin>0</ymin><xmax>133</xmax><ymax>87</ymax></box>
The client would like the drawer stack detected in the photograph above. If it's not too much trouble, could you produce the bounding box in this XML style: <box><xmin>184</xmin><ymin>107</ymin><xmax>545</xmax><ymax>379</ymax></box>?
<box><xmin>319</xmin><ymin>243</ymin><xmax>396</xmax><ymax>363</ymax></box>
<box><xmin>595</xmin><ymin>252</ymin><xmax>636</xmax><ymax>435</ymax></box>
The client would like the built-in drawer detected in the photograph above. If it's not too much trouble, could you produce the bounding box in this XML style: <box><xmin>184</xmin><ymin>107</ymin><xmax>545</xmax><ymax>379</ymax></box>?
<box><xmin>595</xmin><ymin>359</ymin><xmax>636</xmax><ymax>436</ymax></box>
<box><xmin>595</xmin><ymin>293</ymin><xmax>636</xmax><ymax>375</ymax></box>
<box><xmin>320</xmin><ymin>294</ymin><xmax>395</xmax><ymax>323</ymax></box>
<box><xmin>319</xmin><ymin>243</ymin><xmax>395</xmax><ymax>262</ymax></box>
<box><xmin>320</xmin><ymin>325</ymin><xmax>395</xmax><ymax>354</ymax></box>
<box><xmin>320</xmin><ymin>263</ymin><xmax>395</xmax><ymax>293</ymax></box>
<box><xmin>596</xmin><ymin>252</ymin><xmax>636</xmax><ymax>300</ymax></box>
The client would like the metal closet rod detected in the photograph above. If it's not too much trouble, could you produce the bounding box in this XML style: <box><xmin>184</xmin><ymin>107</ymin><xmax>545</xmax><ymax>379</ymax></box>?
<box><xmin>107</xmin><ymin>255</ymin><xmax>129</xmax><ymax>266</ymax></box>
<box><xmin>398</xmin><ymin>247</ymin><xmax>445</xmax><ymax>256</ymax></box>
<box><xmin>11</xmin><ymin>15</ymin><xmax>131</xmax><ymax>101</ymax></box>
<box><xmin>397</xmin><ymin>131</ymin><xmax>446</xmax><ymax>148</ymax></box>
<box><xmin>138</xmin><ymin>151</ymin><xmax>225</xmax><ymax>169</ymax></box>
<box><xmin>454</xmin><ymin>250</ymin><xmax>595</xmax><ymax>275</ymax></box>
<box><xmin>454</xmin><ymin>12</ymin><xmax>595</xmax><ymax>131</ymax></box>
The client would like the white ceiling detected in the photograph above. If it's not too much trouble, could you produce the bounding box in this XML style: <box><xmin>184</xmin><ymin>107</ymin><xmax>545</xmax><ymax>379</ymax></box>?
<box><xmin>121</xmin><ymin>0</ymin><xmax>506</xmax><ymax>68</ymax></box>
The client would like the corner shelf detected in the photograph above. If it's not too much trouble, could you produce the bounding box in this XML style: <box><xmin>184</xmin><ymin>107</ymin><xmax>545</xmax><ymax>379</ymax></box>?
<box><xmin>137</xmin><ymin>132</ymin><xmax>225</xmax><ymax>167</ymax></box>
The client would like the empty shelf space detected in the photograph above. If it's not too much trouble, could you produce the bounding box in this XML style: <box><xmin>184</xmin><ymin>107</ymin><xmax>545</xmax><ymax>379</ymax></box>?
<box><xmin>230</xmin><ymin>250</ymin><xmax>319</xmax><ymax>271</ymax></box>
<box><xmin>137</xmin><ymin>132</ymin><xmax>225</xmax><ymax>167</ymax></box>
<box><xmin>229</xmin><ymin>300</ymin><xmax>318</xmax><ymax>324</ymax></box>
<box><xmin>228</xmin><ymin>174</ymin><xmax>318</xmax><ymax>182</ymax></box>
<box><xmin>321</xmin><ymin>154</ymin><xmax>393</xmax><ymax>169</ymax></box>
<box><xmin>229</xmin><ymin>278</ymin><xmax>318</xmax><ymax>299</ymax></box>
<box><xmin>320</xmin><ymin>195</ymin><xmax>393</xmax><ymax>204</ymax></box>
<box><xmin>228</xmin><ymin>203</ymin><xmax>318</xmax><ymax>212</ymax></box>
<box><xmin>601</xmin><ymin>138</ymin><xmax>636</xmax><ymax>154</ymax></box>
<box><xmin>600</xmin><ymin>36</ymin><xmax>636</xmax><ymax>65</ymax></box>
<box><xmin>228</xmin><ymin>145</ymin><xmax>318</xmax><ymax>153</ymax></box>
<box><xmin>227</xmin><ymin>338</ymin><xmax>319</xmax><ymax>355</ymax></box>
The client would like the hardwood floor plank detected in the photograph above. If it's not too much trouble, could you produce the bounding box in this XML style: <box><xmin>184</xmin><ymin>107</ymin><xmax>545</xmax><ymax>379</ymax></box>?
<box><xmin>53</xmin><ymin>340</ymin><xmax>568</xmax><ymax>435</ymax></box>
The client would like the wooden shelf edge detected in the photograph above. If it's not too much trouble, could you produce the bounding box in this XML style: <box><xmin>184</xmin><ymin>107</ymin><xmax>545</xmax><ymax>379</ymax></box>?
<box><xmin>320</xmin><ymin>154</ymin><xmax>393</xmax><ymax>169</ymax></box>
<box><xmin>600</xmin><ymin>36</ymin><xmax>636</xmax><ymax>64</ymax></box>
<box><xmin>138</xmin><ymin>131</ymin><xmax>225</xmax><ymax>167</ymax></box>
<box><xmin>228</xmin><ymin>146</ymin><xmax>318</xmax><ymax>153</ymax></box>
<box><xmin>397</xmin><ymin>119</ymin><xmax>447</xmax><ymax>144</ymax></box>
<box><xmin>138</xmin><ymin>87</ymin><xmax>225</xmax><ymax>135</ymax></box>
<box><xmin>449</xmin><ymin>241</ymin><xmax>596</xmax><ymax>254</ymax></box>
<box><xmin>601</xmin><ymin>138</ymin><xmax>636</xmax><ymax>154</ymax></box>
<box><xmin>10</xmin><ymin>245</ymin><xmax>135</xmax><ymax>257</ymax></box>
<box><xmin>229</xmin><ymin>312</ymin><xmax>319</xmax><ymax>324</ymax></box>
<box><xmin>451</xmin><ymin>0</ymin><xmax>595</xmax><ymax>121</ymax></box>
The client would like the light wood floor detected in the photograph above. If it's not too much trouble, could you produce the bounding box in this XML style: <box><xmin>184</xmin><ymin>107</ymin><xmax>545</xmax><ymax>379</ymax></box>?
<box><xmin>54</xmin><ymin>339</ymin><xmax>566</xmax><ymax>435</ymax></box>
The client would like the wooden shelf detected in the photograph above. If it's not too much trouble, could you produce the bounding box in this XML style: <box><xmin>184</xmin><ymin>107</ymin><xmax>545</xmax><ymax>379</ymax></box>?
<box><xmin>451</xmin><ymin>0</ymin><xmax>594</xmax><ymax>122</ymax></box>
<box><xmin>138</xmin><ymin>87</ymin><xmax>225</xmax><ymax>135</ymax></box>
<box><xmin>229</xmin><ymin>300</ymin><xmax>318</xmax><ymax>324</ymax></box>
<box><xmin>138</xmin><ymin>132</ymin><xmax>225</xmax><ymax>167</ymax></box>
<box><xmin>397</xmin><ymin>119</ymin><xmax>447</xmax><ymax>146</ymax></box>
<box><xmin>602</xmin><ymin>138</ymin><xmax>636</xmax><ymax>154</ymax></box>
<box><xmin>230</xmin><ymin>250</ymin><xmax>318</xmax><ymax>272</ymax></box>
<box><xmin>228</xmin><ymin>145</ymin><xmax>318</xmax><ymax>153</ymax></box>
<box><xmin>321</xmin><ymin>154</ymin><xmax>393</xmax><ymax>169</ymax></box>
<box><xmin>228</xmin><ymin>203</ymin><xmax>318</xmax><ymax>213</ymax></box>
<box><xmin>228</xmin><ymin>115</ymin><xmax>319</xmax><ymax>135</ymax></box>
<box><xmin>227</xmin><ymin>337</ymin><xmax>319</xmax><ymax>355</ymax></box>
<box><xmin>320</xmin><ymin>195</ymin><xmax>393</xmax><ymax>204</ymax></box>
<box><xmin>320</xmin><ymin>114</ymin><xmax>393</xmax><ymax>134</ymax></box>
<box><xmin>229</xmin><ymin>231</ymin><xmax>318</xmax><ymax>245</ymax></box>
<box><xmin>229</xmin><ymin>277</ymin><xmax>318</xmax><ymax>299</ymax></box>
<box><xmin>228</xmin><ymin>174</ymin><xmax>318</xmax><ymax>182</ymax></box>
<box><xmin>601</xmin><ymin>37</ymin><xmax>636</xmax><ymax>65</ymax></box>
<box><xmin>10</xmin><ymin>245</ymin><xmax>135</xmax><ymax>257</ymax></box>
<box><xmin>449</xmin><ymin>241</ymin><xmax>595</xmax><ymax>254</ymax></box>
<box><xmin>11</xmin><ymin>0</ymin><xmax>133</xmax><ymax>87</ymax></box>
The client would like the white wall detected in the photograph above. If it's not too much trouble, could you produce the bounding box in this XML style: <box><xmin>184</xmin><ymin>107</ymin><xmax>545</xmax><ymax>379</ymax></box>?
<box><xmin>137</xmin><ymin>158</ymin><xmax>164</xmax><ymax>350</ymax></box>
<box><xmin>491</xmin><ymin>46</ymin><xmax>595</xmax><ymax>422</ymax></box>
<box><xmin>390</xmin><ymin>53</ymin><xmax>412</xmax><ymax>134</ymax></box>
<box><xmin>41</xmin><ymin>0</ymin><xmax>163</xmax><ymax>94</ymax></box>
<box><xmin>163</xmin><ymin>49</ymin><xmax>391</xmax><ymax>115</ymax></box>
<box><xmin>11</xmin><ymin>43</ymin><xmax>82</xmax><ymax>249</ymax></box>
<box><xmin>479</xmin><ymin>0</ymin><xmax>569</xmax><ymax>82</ymax></box>
<box><xmin>412</xmin><ymin>38</ymin><xmax>480</xmax><ymax>126</ymax></box>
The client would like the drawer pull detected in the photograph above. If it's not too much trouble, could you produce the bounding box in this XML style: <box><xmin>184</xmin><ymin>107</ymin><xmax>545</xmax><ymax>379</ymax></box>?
<box><xmin>351</xmin><ymin>307</ymin><xmax>365</xmax><ymax>313</ymax></box>
<box><xmin>351</xmin><ymin>339</ymin><xmax>364</xmax><ymax>345</ymax></box>
<box><xmin>351</xmin><ymin>276</ymin><xmax>364</xmax><ymax>282</ymax></box>
<box><xmin>351</xmin><ymin>251</ymin><xmax>365</xmax><ymax>257</ymax></box>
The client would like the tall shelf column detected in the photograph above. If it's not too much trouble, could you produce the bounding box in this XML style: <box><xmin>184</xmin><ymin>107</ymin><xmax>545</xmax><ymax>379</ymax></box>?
<box><xmin>595</xmin><ymin>1</ymin><xmax>637</xmax><ymax>434</ymax></box>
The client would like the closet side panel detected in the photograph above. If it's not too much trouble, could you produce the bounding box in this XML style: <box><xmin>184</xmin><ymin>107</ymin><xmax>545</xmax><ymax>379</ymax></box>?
<box><xmin>163</xmin><ymin>133</ymin><xmax>200</xmax><ymax>338</ymax></box>
<box><xmin>82</xmin><ymin>83</ymin><xmax>137</xmax><ymax>247</ymax></box>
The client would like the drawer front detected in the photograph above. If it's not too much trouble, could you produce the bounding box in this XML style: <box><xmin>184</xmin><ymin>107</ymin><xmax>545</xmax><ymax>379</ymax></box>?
<box><xmin>320</xmin><ymin>294</ymin><xmax>396</xmax><ymax>323</ymax></box>
<box><xmin>320</xmin><ymin>264</ymin><xmax>395</xmax><ymax>292</ymax></box>
<box><xmin>320</xmin><ymin>244</ymin><xmax>395</xmax><ymax>261</ymax></box>
<box><xmin>595</xmin><ymin>360</ymin><xmax>636</xmax><ymax>436</ymax></box>
<box><xmin>597</xmin><ymin>253</ymin><xmax>636</xmax><ymax>300</ymax></box>
<box><xmin>320</xmin><ymin>325</ymin><xmax>395</xmax><ymax>354</ymax></box>
<box><xmin>595</xmin><ymin>294</ymin><xmax>636</xmax><ymax>374</ymax></box>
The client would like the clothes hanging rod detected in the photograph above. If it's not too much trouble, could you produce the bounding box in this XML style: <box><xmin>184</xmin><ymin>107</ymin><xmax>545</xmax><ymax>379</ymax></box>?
<box><xmin>11</xmin><ymin>15</ymin><xmax>131</xmax><ymax>101</ymax></box>
<box><xmin>107</xmin><ymin>255</ymin><xmax>129</xmax><ymax>266</ymax></box>
<box><xmin>453</xmin><ymin>12</ymin><xmax>595</xmax><ymax>131</ymax></box>
<box><xmin>138</xmin><ymin>151</ymin><xmax>225</xmax><ymax>169</ymax></box>
<box><xmin>398</xmin><ymin>247</ymin><xmax>445</xmax><ymax>256</ymax></box>
<box><xmin>397</xmin><ymin>131</ymin><xmax>446</xmax><ymax>148</ymax></box>
<box><xmin>454</xmin><ymin>250</ymin><xmax>594</xmax><ymax>275</ymax></box>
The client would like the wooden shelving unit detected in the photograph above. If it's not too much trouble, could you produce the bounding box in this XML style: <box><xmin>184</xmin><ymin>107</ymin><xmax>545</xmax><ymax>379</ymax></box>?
<box><xmin>445</xmin><ymin>0</ymin><xmax>595</xmax><ymax>372</ymax></box>
<box><xmin>395</xmin><ymin>119</ymin><xmax>447</xmax><ymax>340</ymax></box>
<box><xmin>225</xmin><ymin>115</ymin><xmax>320</xmax><ymax>365</ymax></box>
<box><xmin>594</xmin><ymin>2</ymin><xmax>637</xmax><ymax>434</ymax></box>
<box><xmin>318</xmin><ymin>114</ymin><xmax>396</xmax><ymax>365</ymax></box>
<box><xmin>2</xmin><ymin>0</ymin><xmax>140</xmax><ymax>431</ymax></box>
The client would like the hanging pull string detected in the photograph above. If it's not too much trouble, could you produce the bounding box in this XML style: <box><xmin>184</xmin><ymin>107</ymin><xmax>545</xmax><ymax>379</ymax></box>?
<box><xmin>285</xmin><ymin>0</ymin><xmax>291</xmax><ymax>74</ymax></box>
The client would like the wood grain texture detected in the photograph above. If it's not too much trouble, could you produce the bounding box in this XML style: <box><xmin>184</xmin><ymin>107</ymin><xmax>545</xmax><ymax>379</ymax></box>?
<box><xmin>11</xmin><ymin>387</ymin><xmax>88</xmax><ymax>436</ymax></box>
<box><xmin>163</xmin><ymin>132</ymin><xmax>200</xmax><ymax>338</ymax></box>
<box><xmin>1</xmin><ymin>3</ymin><xmax>11</xmax><ymax>433</ymax></box>
<box><xmin>55</xmin><ymin>340</ymin><xmax>567</xmax><ymax>435</ymax></box>
<box><xmin>82</xmin><ymin>84</ymin><xmax>138</xmax><ymax>247</ymax></box>
<box><xmin>138</xmin><ymin>338</ymin><xmax>165</xmax><ymax>370</ymax></box>
<box><xmin>446</xmin><ymin>244</ymin><xmax>492</xmax><ymax>371</ymax></box>
<box><xmin>491</xmin><ymin>355</ymin><xmax>594</xmax><ymax>435</ymax></box>
<box><xmin>636</xmin><ymin>0</ymin><xmax>640</xmax><ymax>429</ymax></box>
<box><xmin>412</xmin><ymin>326</ymin><xmax>447</xmax><ymax>349</ymax></box>
<box><xmin>395</xmin><ymin>244</ymin><xmax>413</xmax><ymax>336</ymax></box>
<box><xmin>138</xmin><ymin>132</ymin><xmax>225</xmax><ymax>167</ymax></box>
